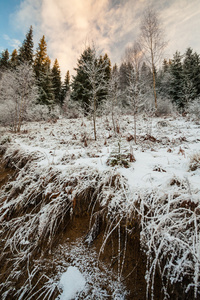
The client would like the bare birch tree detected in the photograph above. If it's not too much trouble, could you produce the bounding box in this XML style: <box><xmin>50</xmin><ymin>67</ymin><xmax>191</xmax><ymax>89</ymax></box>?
<box><xmin>106</xmin><ymin>65</ymin><xmax>121</xmax><ymax>135</ymax></box>
<box><xmin>140</xmin><ymin>7</ymin><xmax>167</xmax><ymax>110</ymax></box>
<box><xmin>82</xmin><ymin>45</ymin><xmax>108</xmax><ymax>141</ymax></box>
<box><xmin>125</xmin><ymin>41</ymin><xmax>144</xmax><ymax>143</ymax></box>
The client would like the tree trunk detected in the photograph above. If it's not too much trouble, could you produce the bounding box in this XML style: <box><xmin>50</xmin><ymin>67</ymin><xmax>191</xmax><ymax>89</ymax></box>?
<box><xmin>111</xmin><ymin>97</ymin><xmax>116</xmax><ymax>133</ymax></box>
<box><xmin>152</xmin><ymin>68</ymin><xmax>157</xmax><ymax>110</ymax></box>
<box><xmin>134</xmin><ymin>112</ymin><xmax>137</xmax><ymax>144</ymax></box>
<box><xmin>151</xmin><ymin>47</ymin><xmax>157</xmax><ymax>110</ymax></box>
<box><xmin>93</xmin><ymin>95</ymin><xmax>97</xmax><ymax>141</ymax></box>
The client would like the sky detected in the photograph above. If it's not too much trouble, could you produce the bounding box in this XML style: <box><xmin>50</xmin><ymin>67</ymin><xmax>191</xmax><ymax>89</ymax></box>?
<box><xmin>0</xmin><ymin>0</ymin><xmax>200</xmax><ymax>77</ymax></box>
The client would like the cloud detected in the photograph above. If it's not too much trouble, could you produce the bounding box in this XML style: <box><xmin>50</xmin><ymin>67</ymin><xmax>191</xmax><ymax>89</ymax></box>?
<box><xmin>3</xmin><ymin>35</ymin><xmax>21</xmax><ymax>49</ymax></box>
<box><xmin>12</xmin><ymin>0</ymin><xmax>148</xmax><ymax>76</ymax></box>
<box><xmin>12</xmin><ymin>0</ymin><xmax>200</xmax><ymax>77</ymax></box>
<box><xmin>160</xmin><ymin>0</ymin><xmax>200</xmax><ymax>58</ymax></box>
<box><xmin>11</xmin><ymin>0</ymin><xmax>42</xmax><ymax>32</ymax></box>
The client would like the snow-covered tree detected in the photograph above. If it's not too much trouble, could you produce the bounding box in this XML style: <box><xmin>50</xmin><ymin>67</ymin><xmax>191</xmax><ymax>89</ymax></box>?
<box><xmin>71</xmin><ymin>47</ymin><xmax>111</xmax><ymax>114</ymax></box>
<box><xmin>82</xmin><ymin>45</ymin><xmax>109</xmax><ymax>140</ymax></box>
<box><xmin>0</xmin><ymin>49</ymin><xmax>10</xmax><ymax>72</ymax></box>
<box><xmin>183</xmin><ymin>48</ymin><xmax>200</xmax><ymax>99</ymax></box>
<box><xmin>0</xmin><ymin>62</ymin><xmax>38</xmax><ymax>132</ymax></box>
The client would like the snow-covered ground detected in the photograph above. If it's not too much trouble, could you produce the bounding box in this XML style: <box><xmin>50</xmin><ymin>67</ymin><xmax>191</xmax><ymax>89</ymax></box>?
<box><xmin>0</xmin><ymin>114</ymin><xmax>200</xmax><ymax>299</ymax></box>
<box><xmin>4</xmin><ymin>114</ymin><xmax>200</xmax><ymax>201</ymax></box>
<box><xmin>4</xmin><ymin>115</ymin><xmax>200</xmax><ymax>188</ymax></box>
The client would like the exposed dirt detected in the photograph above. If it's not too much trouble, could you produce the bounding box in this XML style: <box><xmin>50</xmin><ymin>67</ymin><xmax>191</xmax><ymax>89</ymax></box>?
<box><xmin>58</xmin><ymin>214</ymin><xmax>163</xmax><ymax>300</ymax></box>
<box><xmin>0</xmin><ymin>155</ymin><xmax>15</xmax><ymax>189</ymax></box>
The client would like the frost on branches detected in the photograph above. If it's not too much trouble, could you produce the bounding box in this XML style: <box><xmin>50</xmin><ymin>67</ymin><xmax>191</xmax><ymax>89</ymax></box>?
<box><xmin>0</xmin><ymin>62</ymin><xmax>38</xmax><ymax>132</ymax></box>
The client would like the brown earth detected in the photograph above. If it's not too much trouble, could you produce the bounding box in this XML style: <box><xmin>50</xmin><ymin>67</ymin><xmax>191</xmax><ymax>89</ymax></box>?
<box><xmin>0</xmin><ymin>156</ymin><xmax>15</xmax><ymax>189</ymax></box>
<box><xmin>59</xmin><ymin>214</ymin><xmax>163</xmax><ymax>300</ymax></box>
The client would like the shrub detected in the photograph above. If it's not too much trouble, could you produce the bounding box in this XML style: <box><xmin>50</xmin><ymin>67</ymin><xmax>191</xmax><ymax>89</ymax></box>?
<box><xmin>187</xmin><ymin>98</ymin><xmax>200</xmax><ymax>119</ymax></box>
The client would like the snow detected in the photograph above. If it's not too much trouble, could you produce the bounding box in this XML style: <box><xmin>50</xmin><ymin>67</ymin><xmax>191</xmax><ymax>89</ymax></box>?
<box><xmin>2</xmin><ymin>114</ymin><xmax>200</xmax><ymax>213</ymax></box>
<box><xmin>1</xmin><ymin>114</ymin><xmax>200</xmax><ymax>298</ymax></box>
<box><xmin>58</xmin><ymin>266</ymin><xmax>86</xmax><ymax>300</ymax></box>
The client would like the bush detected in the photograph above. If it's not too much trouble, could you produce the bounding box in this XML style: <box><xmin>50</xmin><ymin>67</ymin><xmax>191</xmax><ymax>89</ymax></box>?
<box><xmin>187</xmin><ymin>98</ymin><xmax>200</xmax><ymax>119</ymax></box>
<box><xmin>156</xmin><ymin>98</ymin><xmax>175</xmax><ymax>116</ymax></box>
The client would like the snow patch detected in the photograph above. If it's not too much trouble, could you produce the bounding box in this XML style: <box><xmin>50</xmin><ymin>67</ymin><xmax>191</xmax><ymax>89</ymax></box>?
<box><xmin>58</xmin><ymin>266</ymin><xmax>86</xmax><ymax>300</ymax></box>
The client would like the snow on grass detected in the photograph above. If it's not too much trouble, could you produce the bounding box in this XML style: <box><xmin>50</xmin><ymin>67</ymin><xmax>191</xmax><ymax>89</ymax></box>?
<box><xmin>0</xmin><ymin>114</ymin><xmax>200</xmax><ymax>299</ymax></box>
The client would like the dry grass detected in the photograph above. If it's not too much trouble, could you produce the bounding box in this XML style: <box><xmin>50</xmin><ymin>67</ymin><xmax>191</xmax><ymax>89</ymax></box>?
<box><xmin>0</xmin><ymin>114</ymin><xmax>200</xmax><ymax>299</ymax></box>
<box><xmin>189</xmin><ymin>153</ymin><xmax>200</xmax><ymax>171</ymax></box>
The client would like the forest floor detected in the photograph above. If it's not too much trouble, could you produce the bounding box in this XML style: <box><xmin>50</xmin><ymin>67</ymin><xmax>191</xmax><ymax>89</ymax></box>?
<box><xmin>0</xmin><ymin>113</ymin><xmax>200</xmax><ymax>299</ymax></box>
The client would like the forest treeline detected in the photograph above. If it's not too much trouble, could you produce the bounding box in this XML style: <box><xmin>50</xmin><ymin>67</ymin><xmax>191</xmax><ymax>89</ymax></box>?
<box><xmin>1</xmin><ymin>26</ymin><xmax>200</xmax><ymax>111</ymax></box>
<box><xmin>0</xmin><ymin>8</ymin><xmax>200</xmax><ymax>133</ymax></box>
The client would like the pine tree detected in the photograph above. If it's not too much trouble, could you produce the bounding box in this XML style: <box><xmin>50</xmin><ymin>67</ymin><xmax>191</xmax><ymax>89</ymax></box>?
<box><xmin>119</xmin><ymin>62</ymin><xmax>134</xmax><ymax>91</ymax></box>
<box><xmin>119</xmin><ymin>62</ymin><xmax>128</xmax><ymax>92</ymax></box>
<box><xmin>157</xmin><ymin>61</ymin><xmax>172</xmax><ymax>99</ymax></box>
<box><xmin>64</xmin><ymin>70</ymin><xmax>70</xmax><ymax>93</ymax></box>
<box><xmin>97</xmin><ymin>53</ymin><xmax>111</xmax><ymax>103</ymax></box>
<box><xmin>0</xmin><ymin>49</ymin><xmax>10</xmax><ymax>71</ymax></box>
<box><xmin>34</xmin><ymin>35</ymin><xmax>49</xmax><ymax>78</ymax></box>
<box><xmin>52</xmin><ymin>58</ymin><xmax>62</xmax><ymax>105</ymax></box>
<box><xmin>170</xmin><ymin>51</ymin><xmax>184</xmax><ymax>108</ymax></box>
<box><xmin>192</xmin><ymin>52</ymin><xmax>200</xmax><ymax>96</ymax></box>
<box><xmin>71</xmin><ymin>47</ymin><xmax>111</xmax><ymax>114</ymax></box>
<box><xmin>183</xmin><ymin>48</ymin><xmax>200</xmax><ymax>99</ymax></box>
<box><xmin>60</xmin><ymin>70</ymin><xmax>70</xmax><ymax>106</ymax></box>
<box><xmin>39</xmin><ymin>67</ymin><xmax>55</xmax><ymax>106</ymax></box>
<box><xmin>181</xmin><ymin>79</ymin><xmax>197</xmax><ymax>108</ymax></box>
<box><xmin>140</xmin><ymin>62</ymin><xmax>152</xmax><ymax>97</ymax></box>
<box><xmin>34</xmin><ymin>36</ymin><xmax>54</xmax><ymax>106</ymax></box>
<box><xmin>10</xmin><ymin>49</ymin><xmax>19</xmax><ymax>68</ymax></box>
<box><xmin>71</xmin><ymin>47</ymin><xmax>95</xmax><ymax>112</ymax></box>
<box><xmin>18</xmin><ymin>26</ymin><xmax>34</xmax><ymax>64</ymax></box>
<box><xmin>103</xmin><ymin>53</ymin><xmax>111</xmax><ymax>81</ymax></box>
<box><xmin>118</xmin><ymin>62</ymin><xmax>135</xmax><ymax>107</ymax></box>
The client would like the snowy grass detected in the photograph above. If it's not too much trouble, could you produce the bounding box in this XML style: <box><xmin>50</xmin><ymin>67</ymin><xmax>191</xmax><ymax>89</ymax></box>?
<box><xmin>189</xmin><ymin>152</ymin><xmax>200</xmax><ymax>171</ymax></box>
<box><xmin>0</xmin><ymin>114</ymin><xmax>200</xmax><ymax>299</ymax></box>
